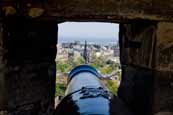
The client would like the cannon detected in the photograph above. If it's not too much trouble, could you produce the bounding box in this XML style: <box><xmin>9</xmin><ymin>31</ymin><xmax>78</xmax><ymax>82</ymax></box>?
<box><xmin>55</xmin><ymin>65</ymin><xmax>111</xmax><ymax>115</ymax></box>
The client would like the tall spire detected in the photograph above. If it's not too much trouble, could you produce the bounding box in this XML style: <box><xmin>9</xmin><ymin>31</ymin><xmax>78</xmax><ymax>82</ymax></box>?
<box><xmin>83</xmin><ymin>40</ymin><xmax>88</xmax><ymax>64</ymax></box>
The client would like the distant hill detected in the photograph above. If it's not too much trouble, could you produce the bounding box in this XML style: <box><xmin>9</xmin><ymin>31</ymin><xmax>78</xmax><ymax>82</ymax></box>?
<box><xmin>58</xmin><ymin>37</ymin><xmax>118</xmax><ymax>45</ymax></box>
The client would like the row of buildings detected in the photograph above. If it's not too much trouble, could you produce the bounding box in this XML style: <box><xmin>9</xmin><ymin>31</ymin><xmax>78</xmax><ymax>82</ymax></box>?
<box><xmin>56</xmin><ymin>41</ymin><xmax>120</xmax><ymax>63</ymax></box>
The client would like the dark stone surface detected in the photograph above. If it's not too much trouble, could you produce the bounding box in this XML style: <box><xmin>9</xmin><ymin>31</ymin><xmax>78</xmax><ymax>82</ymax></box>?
<box><xmin>1</xmin><ymin>17</ymin><xmax>57</xmax><ymax>114</ymax></box>
<box><xmin>119</xmin><ymin>21</ymin><xmax>157</xmax><ymax>69</ymax></box>
<box><xmin>0</xmin><ymin>22</ymin><xmax>8</xmax><ymax>110</ymax></box>
<box><xmin>119</xmin><ymin>21</ymin><xmax>173</xmax><ymax>115</ymax></box>
<box><xmin>154</xmin><ymin>71</ymin><xmax>173</xmax><ymax>112</ymax></box>
<box><xmin>118</xmin><ymin>66</ymin><xmax>154</xmax><ymax>115</ymax></box>
<box><xmin>155</xmin><ymin>22</ymin><xmax>173</xmax><ymax>72</ymax></box>
<box><xmin>1</xmin><ymin>0</ymin><xmax>173</xmax><ymax>21</ymax></box>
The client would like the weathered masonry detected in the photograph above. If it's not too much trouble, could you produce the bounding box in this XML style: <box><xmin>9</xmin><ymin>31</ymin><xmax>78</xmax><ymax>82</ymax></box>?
<box><xmin>0</xmin><ymin>0</ymin><xmax>173</xmax><ymax>115</ymax></box>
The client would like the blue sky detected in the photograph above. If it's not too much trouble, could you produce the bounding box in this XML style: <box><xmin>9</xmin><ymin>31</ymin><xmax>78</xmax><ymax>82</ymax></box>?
<box><xmin>58</xmin><ymin>22</ymin><xmax>119</xmax><ymax>44</ymax></box>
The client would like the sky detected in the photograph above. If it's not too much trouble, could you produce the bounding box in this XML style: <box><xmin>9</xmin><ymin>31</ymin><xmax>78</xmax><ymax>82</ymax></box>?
<box><xmin>58</xmin><ymin>22</ymin><xmax>119</xmax><ymax>44</ymax></box>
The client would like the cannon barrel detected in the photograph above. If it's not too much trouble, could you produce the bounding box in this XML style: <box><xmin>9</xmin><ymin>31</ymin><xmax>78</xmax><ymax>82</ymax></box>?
<box><xmin>56</xmin><ymin>65</ymin><xmax>111</xmax><ymax>115</ymax></box>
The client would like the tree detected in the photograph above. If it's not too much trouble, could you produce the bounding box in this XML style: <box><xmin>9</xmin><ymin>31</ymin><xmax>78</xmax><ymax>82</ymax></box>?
<box><xmin>106</xmin><ymin>80</ymin><xmax>118</xmax><ymax>95</ymax></box>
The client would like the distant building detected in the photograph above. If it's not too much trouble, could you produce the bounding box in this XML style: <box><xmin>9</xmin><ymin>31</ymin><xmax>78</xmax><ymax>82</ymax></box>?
<box><xmin>56</xmin><ymin>42</ymin><xmax>120</xmax><ymax>64</ymax></box>
<box><xmin>56</xmin><ymin>44</ymin><xmax>69</xmax><ymax>61</ymax></box>
<box><xmin>62</xmin><ymin>43</ymin><xmax>73</xmax><ymax>48</ymax></box>
<box><xmin>74</xmin><ymin>41</ymin><xmax>81</xmax><ymax>45</ymax></box>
